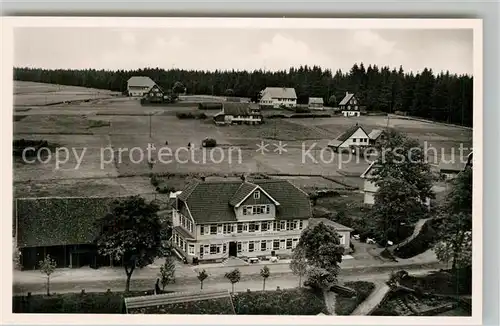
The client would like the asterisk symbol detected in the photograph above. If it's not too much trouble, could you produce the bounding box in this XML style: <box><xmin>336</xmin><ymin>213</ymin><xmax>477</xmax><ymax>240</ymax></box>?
<box><xmin>256</xmin><ymin>140</ymin><xmax>270</xmax><ymax>155</ymax></box>
<box><xmin>273</xmin><ymin>141</ymin><xmax>288</xmax><ymax>154</ymax></box>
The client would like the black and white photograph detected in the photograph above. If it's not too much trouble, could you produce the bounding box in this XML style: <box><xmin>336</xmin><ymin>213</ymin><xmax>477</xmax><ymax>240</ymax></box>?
<box><xmin>3</xmin><ymin>17</ymin><xmax>481</xmax><ymax>324</ymax></box>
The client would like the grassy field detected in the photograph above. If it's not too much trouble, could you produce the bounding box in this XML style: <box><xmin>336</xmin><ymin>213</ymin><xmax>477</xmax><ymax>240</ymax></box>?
<box><xmin>13</xmin><ymin>81</ymin><xmax>473</xmax><ymax>198</ymax></box>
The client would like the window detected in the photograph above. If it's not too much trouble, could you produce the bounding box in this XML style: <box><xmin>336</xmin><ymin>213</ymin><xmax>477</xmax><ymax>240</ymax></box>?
<box><xmin>273</xmin><ymin>240</ymin><xmax>280</xmax><ymax>250</ymax></box>
<box><xmin>237</xmin><ymin>223</ymin><xmax>243</xmax><ymax>233</ymax></box>
<box><xmin>243</xmin><ymin>207</ymin><xmax>248</xmax><ymax>215</ymax></box>
<box><xmin>210</xmin><ymin>244</ymin><xmax>217</xmax><ymax>255</ymax></box>
<box><xmin>348</xmin><ymin>105</ymin><xmax>351</xmax><ymax>110</ymax></box>
<box><xmin>248</xmin><ymin>241</ymin><xmax>254</xmax><ymax>252</ymax></box>
<box><xmin>204</xmin><ymin>225</ymin><xmax>210</xmax><ymax>235</ymax></box>
<box><xmin>280</xmin><ymin>221</ymin><xmax>286</xmax><ymax>230</ymax></box>
<box><xmin>273</xmin><ymin>221</ymin><xmax>278</xmax><ymax>231</ymax></box>
<box><xmin>280</xmin><ymin>239</ymin><xmax>286</xmax><ymax>249</ymax></box>
<box><xmin>261</xmin><ymin>240</ymin><xmax>267</xmax><ymax>251</ymax></box>
<box><xmin>266</xmin><ymin>205</ymin><xmax>270</xmax><ymax>214</ymax></box>
<box><xmin>217</xmin><ymin>224</ymin><xmax>223</xmax><ymax>234</ymax></box>
<box><xmin>216</xmin><ymin>244</ymin><xmax>221</xmax><ymax>254</ymax></box>
<box><xmin>223</xmin><ymin>243</ymin><xmax>227</xmax><ymax>254</ymax></box>
<box><xmin>199</xmin><ymin>245</ymin><xmax>204</xmax><ymax>256</ymax></box>
<box><xmin>249</xmin><ymin>223</ymin><xmax>255</xmax><ymax>233</ymax></box>
<box><xmin>254</xmin><ymin>191</ymin><xmax>260</xmax><ymax>199</ymax></box>
<box><xmin>261</xmin><ymin>222</ymin><xmax>268</xmax><ymax>232</ymax></box>
<box><xmin>204</xmin><ymin>245</ymin><xmax>209</xmax><ymax>254</ymax></box>
<box><xmin>188</xmin><ymin>244</ymin><xmax>195</xmax><ymax>255</ymax></box>
<box><xmin>299</xmin><ymin>220</ymin><xmax>303</xmax><ymax>229</ymax></box>
<box><xmin>210</xmin><ymin>225</ymin><xmax>217</xmax><ymax>235</ymax></box>
<box><xmin>255</xmin><ymin>222</ymin><xmax>260</xmax><ymax>232</ymax></box>
<box><xmin>292</xmin><ymin>238</ymin><xmax>299</xmax><ymax>249</ymax></box>
<box><xmin>286</xmin><ymin>239</ymin><xmax>293</xmax><ymax>250</ymax></box>
<box><xmin>243</xmin><ymin>224</ymin><xmax>248</xmax><ymax>232</ymax></box>
<box><xmin>339</xmin><ymin>235</ymin><xmax>345</xmax><ymax>245</ymax></box>
<box><xmin>223</xmin><ymin>224</ymin><xmax>231</xmax><ymax>234</ymax></box>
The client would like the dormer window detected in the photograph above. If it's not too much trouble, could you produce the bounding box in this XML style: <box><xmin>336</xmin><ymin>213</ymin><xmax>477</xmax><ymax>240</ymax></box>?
<box><xmin>253</xmin><ymin>191</ymin><xmax>260</xmax><ymax>199</ymax></box>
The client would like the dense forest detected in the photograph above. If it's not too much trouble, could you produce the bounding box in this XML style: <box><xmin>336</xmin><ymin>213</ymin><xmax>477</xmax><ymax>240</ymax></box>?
<box><xmin>14</xmin><ymin>63</ymin><xmax>473</xmax><ymax>126</ymax></box>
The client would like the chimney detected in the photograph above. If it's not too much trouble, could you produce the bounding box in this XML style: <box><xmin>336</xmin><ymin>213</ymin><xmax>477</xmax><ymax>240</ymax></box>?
<box><xmin>346</xmin><ymin>91</ymin><xmax>348</xmax><ymax>96</ymax></box>
<box><xmin>200</xmin><ymin>176</ymin><xmax>206</xmax><ymax>182</ymax></box>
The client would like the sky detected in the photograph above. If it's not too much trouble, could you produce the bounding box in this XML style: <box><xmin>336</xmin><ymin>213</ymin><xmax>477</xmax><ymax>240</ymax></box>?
<box><xmin>14</xmin><ymin>28</ymin><xmax>473</xmax><ymax>75</ymax></box>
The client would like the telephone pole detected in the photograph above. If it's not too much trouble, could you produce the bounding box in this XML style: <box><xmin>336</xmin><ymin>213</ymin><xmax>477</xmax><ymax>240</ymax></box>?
<box><xmin>149</xmin><ymin>113</ymin><xmax>152</xmax><ymax>138</ymax></box>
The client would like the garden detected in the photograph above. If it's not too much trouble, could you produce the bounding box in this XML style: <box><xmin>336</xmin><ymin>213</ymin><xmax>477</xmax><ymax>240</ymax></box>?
<box><xmin>334</xmin><ymin>281</ymin><xmax>376</xmax><ymax>315</ymax></box>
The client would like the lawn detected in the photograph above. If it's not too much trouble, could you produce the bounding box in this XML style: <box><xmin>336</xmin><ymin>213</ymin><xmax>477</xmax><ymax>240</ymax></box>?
<box><xmin>334</xmin><ymin>281</ymin><xmax>376</xmax><ymax>315</ymax></box>
<box><xmin>232</xmin><ymin>288</ymin><xmax>327</xmax><ymax>315</ymax></box>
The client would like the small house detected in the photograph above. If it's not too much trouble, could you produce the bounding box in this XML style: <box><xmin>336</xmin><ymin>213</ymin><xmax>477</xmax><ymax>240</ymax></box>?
<box><xmin>143</xmin><ymin>84</ymin><xmax>167</xmax><ymax>103</ymax></box>
<box><xmin>213</xmin><ymin>102</ymin><xmax>262</xmax><ymax>126</ymax></box>
<box><xmin>328</xmin><ymin>123</ymin><xmax>370</xmax><ymax>152</ymax></box>
<box><xmin>308</xmin><ymin>97</ymin><xmax>324</xmax><ymax>110</ymax></box>
<box><xmin>259</xmin><ymin>87</ymin><xmax>297</xmax><ymax>109</ymax></box>
<box><xmin>127</xmin><ymin>76</ymin><xmax>157</xmax><ymax>97</ymax></box>
<box><xmin>439</xmin><ymin>153</ymin><xmax>472</xmax><ymax>180</ymax></box>
<box><xmin>339</xmin><ymin>92</ymin><xmax>361</xmax><ymax>117</ymax></box>
<box><xmin>368</xmin><ymin>129</ymin><xmax>388</xmax><ymax>146</ymax></box>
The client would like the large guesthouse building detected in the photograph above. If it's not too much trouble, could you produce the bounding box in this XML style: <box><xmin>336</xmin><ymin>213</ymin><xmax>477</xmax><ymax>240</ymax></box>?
<box><xmin>171</xmin><ymin>179</ymin><xmax>315</xmax><ymax>263</ymax></box>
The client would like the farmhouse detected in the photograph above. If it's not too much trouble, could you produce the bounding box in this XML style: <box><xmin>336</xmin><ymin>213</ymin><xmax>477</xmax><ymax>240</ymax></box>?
<box><xmin>368</xmin><ymin>129</ymin><xmax>388</xmax><ymax>146</ymax></box>
<box><xmin>14</xmin><ymin>196</ymin><xmax>171</xmax><ymax>270</ymax></box>
<box><xmin>213</xmin><ymin>102</ymin><xmax>262</xmax><ymax>125</ymax></box>
<box><xmin>360</xmin><ymin>162</ymin><xmax>431</xmax><ymax>208</ymax></box>
<box><xmin>143</xmin><ymin>84</ymin><xmax>168</xmax><ymax>103</ymax></box>
<box><xmin>327</xmin><ymin>123</ymin><xmax>370</xmax><ymax>152</ymax></box>
<box><xmin>339</xmin><ymin>92</ymin><xmax>361</xmax><ymax>117</ymax></box>
<box><xmin>171</xmin><ymin>178</ymin><xmax>349</xmax><ymax>263</ymax></box>
<box><xmin>308</xmin><ymin>97</ymin><xmax>324</xmax><ymax>110</ymax></box>
<box><xmin>127</xmin><ymin>76</ymin><xmax>157</xmax><ymax>97</ymax></box>
<box><xmin>259</xmin><ymin>87</ymin><xmax>297</xmax><ymax>109</ymax></box>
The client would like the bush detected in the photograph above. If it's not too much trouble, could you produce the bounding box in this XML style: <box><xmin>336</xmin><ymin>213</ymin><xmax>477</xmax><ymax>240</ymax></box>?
<box><xmin>157</xmin><ymin>186</ymin><xmax>176</xmax><ymax>194</ymax></box>
<box><xmin>150</xmin><ymin>174</ymin><xmax>160</xmax><ymax>187</ymax></box>
<box><xmin>202</xmin><ymin>138</ymin><xmax>217</xmax><ymax>147</ymax></box>
<box><xmin>295</xmin><ymin>106</ymin><xmax>311</xmax><ymax>113</ymax></box>
<box><xmin>197</xmin><ymin>113</ymin><xmax>207</xmax><ymax>120</ymax></box>
<box><xmin>176</xmin><ymin>112</ymin><xmax>193</xmax><ymax>119</ymax></box>
<box><xmin>334</xmin><ymin>281</ymin><xmax>376</xmax><ymax>315</ymax></box>
<box><xmin>233</xmin><ymin>288</ymin><xmax>327</xmax><ymax>315</ymax></box>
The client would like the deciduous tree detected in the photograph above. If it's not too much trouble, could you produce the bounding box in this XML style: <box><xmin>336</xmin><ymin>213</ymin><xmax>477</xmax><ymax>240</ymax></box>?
<box><xmin>260</xmin><ymin>265</ymin><xmax>270</xmax><ymax>291</ymax></box>
<box><xmin>94</xmin><ymin>195</ymin><xmax>164</xmax><ymax>292</ymax></box>
<box><xmin>289</xmin><ymin>247</ymin><xmax>308</xmax><ymax>287</ymax></box>
<box><xmin>197</xmin><ymin>269</ymin><xmax>208</xmax><ymax>290</ymax></box>
<box><xmin>225</xmin><ymin>268</ymin><xmax>241</xmax><ymax>293</ymax></box>
<box><xmin>159</xmin><ymin>256</ymin><xmax>176</xmax><ymax>291</ymax></box>
<box><xmin>39</xmin><ymin>254</ymin><xmax>57</xmax><ymax>296</ymax></box>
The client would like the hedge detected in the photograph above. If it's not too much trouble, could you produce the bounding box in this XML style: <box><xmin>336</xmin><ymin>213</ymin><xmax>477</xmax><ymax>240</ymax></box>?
<box><xmin>232</xmin><ymin>288</ymin><xmax>327</xmax><ymax>315</ymax></box>
<box><xmin>12</xmin><ymin>290</ymin><xmax>158</xmax><ymax>314</ymax></box>
<box><xmin>176</xmin><ymin>112</ymin><xmax>207</xmax><ymax>120</ymax></box>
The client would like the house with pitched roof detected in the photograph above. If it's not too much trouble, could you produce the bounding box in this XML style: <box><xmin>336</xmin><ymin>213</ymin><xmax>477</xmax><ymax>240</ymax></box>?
<box><xmin>368</xmin><ymin>129</ymin><xmax>388</xmax><ymax>146</ymax></box>
<box><xmin>171</xmin><ymin>178</ymin><xmax>352</xmax><ymax>263</ymax></box>
<box><xmin>259</xmin><ymin>87</ymin><xmax>297</xmax><ymax>109</ymax></box>
<box><xmin>438</xmin><ymin>152</ymin><xmax>473</xmax><ymax>180</ymax></box>
<box><xmin>127</xmin><ymin>76</ymin><xmax>157</xmax><ymax>97</ymax></box>
<box><xmin>14</xmin><ymin>196</ymin><xmax>171</xmax><ymax>270</ymax></box>
<box><xmin>308</xmin><ymin>97</ymin><xmax>324</xmax><ymax>110</ymax></box>
<box><xmin>360</xmin><ymin>162</ymin><xmax>431</xmax><ymax>208</ymax></box>
<box><xmin>213</xmin><ymin>102</ymin><xmax>262</xmax><ymax>126</ymax></box>
<box><xmin>143</xmin><ymin>84</ymin><xmax>169</xmax><ymax>103</ymax></box>
<box><xmin>339</xmin><ymin>92</ymin><xmax>361</xmax><ymax>117</ymax></box>
<box><xmin>328</xmin><ymin>123</ymin><xmax>370</xmax><ymax>152</ymax></box>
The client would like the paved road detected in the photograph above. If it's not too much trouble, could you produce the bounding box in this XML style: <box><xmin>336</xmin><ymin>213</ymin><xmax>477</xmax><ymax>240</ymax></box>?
<box><xmin>13</xmin><ymin>267</ymin><xmax>439</xmax><ymax>296</ymax></box>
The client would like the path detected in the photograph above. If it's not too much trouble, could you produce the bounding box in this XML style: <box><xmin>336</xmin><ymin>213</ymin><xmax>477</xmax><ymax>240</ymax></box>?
<box><xmin>351</xmin><ymin>281</ymin><xmax>391</xmax><ymax>316</ymax></box>
<box><xmin>323</xmin><ymin>289</ymin><xmax>337</xmax><ymax>315</ymax></box>
<box><xmin>389</xmin><ymin>218</ymin><xmax>431</xmax><ymax>251</ymax></box>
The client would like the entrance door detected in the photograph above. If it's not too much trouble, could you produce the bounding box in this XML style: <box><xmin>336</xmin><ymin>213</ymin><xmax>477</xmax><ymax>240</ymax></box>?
<box><xmin>228</xmin><ymin>241</ymin><xmax>237</xmax><ymax>257</ymax></box>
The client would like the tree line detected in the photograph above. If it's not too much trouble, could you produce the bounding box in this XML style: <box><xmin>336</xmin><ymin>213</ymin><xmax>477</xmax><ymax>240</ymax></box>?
<box><xmin>14</xmin><ymin>64</ymin><xmax>473</xmax><ymax>126</ymax></box>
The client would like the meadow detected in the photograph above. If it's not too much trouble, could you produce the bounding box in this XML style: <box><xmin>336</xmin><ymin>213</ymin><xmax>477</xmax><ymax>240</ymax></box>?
<box><xmin>13</xmin><ymin>81</ymin><xmax>472</xmax><ymax>198</ymax></box>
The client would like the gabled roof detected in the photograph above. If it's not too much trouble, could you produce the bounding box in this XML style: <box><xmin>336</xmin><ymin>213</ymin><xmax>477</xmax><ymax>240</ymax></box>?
<box><xmin>339</xmin><ymin>93</ymin><xmax>355</xmax><ymax>106</ymax></box>
<box><xmin>222</xmin><ymin>102</ymin><xmax>255</xmax><ymax>116</ymax></box>
<box><xmin>329</xmin><ymin>124</ymin><xmax>369</xmax><ymax>148</ymax></box>
<box><xmin>177</xmin><ymin>179</ymin><xmax>312</xmax><ymax>224</ymax></box>
<box><xmin>308</xmin><ymin>97</ymin><xmax>324</xmax><ymax>105</ymax></box>
<box><xmin>16</xmin><ymin>197</ymin><xmax>116</xmax><ymax>248</ymax></box>
<box><xmin>368</xmin><ymin>129</ymin><xmax>384</xmax><ymax>140</ymax></box>
<box><xmin>127</xmin><ymin>76</ymin><xmax>156</xmax><ymax>87</ymax></box>
<box><xmin>309</xmin><ymin>217</ymin><xmax>354</xmax><ymax>232</ymax></box>
<box><xmin>260</xmin><ymin>87</ymin><xmax>297</xmax><ymax>100</ymax></box>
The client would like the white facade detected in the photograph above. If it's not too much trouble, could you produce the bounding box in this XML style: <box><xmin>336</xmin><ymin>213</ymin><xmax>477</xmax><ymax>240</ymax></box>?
<box><xmin>259</xmin><ymin>87</ymin><xmax>297</xmax><ymax>109</ymax></box>
<box><xmin>337</xmin><ymin>127</ymin><xmax>370</xmax><ymax>149</ymax></box>
<box><xmin>260</xmin><ymin>97</ymin><xmax>297</xmax><ymax>109</ymax></box>
<box><xmin>225</xmin><ymin>114</ymin><xmax>262</xmax><ymax>124</ymax></box>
